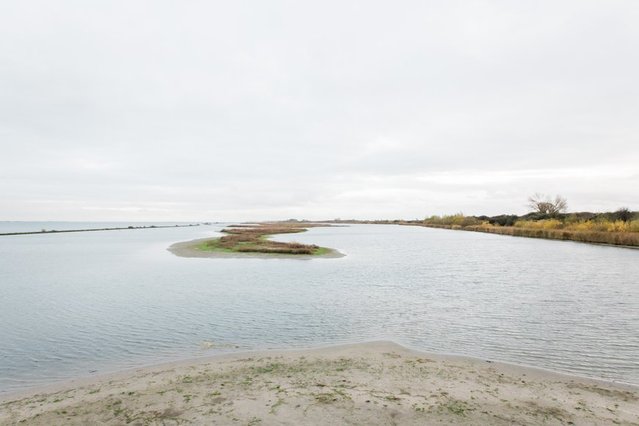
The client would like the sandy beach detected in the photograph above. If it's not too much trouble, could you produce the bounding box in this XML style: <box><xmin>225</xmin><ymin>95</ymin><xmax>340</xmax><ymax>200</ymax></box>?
<box><xmin>1</xmin><ymin>342</ymin><xmax>637</xmax><ymax>425</ymax></box>
<box><xmin>168</xmin><ymin>238</ymin><xmax>345</xmax><ymax>259</ymax></box>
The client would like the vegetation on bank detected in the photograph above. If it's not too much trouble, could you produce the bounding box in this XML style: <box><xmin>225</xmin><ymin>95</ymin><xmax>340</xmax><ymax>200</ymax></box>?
<box><xmin>424</xmin><ymin>211</ymin><xmax>639</xmax><ymax>232</ymax></box>
<box><xmin>197</xmin><ymin>223</ymin><xmax>332</xmax><ymax>255</ymax></box>
<box><xmin>421</xmin><ymin>205</ymin><xmax>639</xmax><ymax>247</ymax></box>
<box><xmin>327</xmin><ymin>196</ymin><xmax>638</xmax><ymax>248</ymax></box>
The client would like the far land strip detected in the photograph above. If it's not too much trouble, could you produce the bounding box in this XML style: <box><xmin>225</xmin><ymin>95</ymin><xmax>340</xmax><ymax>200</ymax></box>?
<box><xmin>0</xmin><ymin>224</ymin><xmax>201</xmax><ymax>237</ymax></box>
<box><xmin>169</xmin><ymin>222</ymin><xmax>344</xmax><ymax>259</ymax></box>
<box><xmin>1</xmin><ymin>342</ymin><xmax>637</xmax><ymax>425</ymax></box>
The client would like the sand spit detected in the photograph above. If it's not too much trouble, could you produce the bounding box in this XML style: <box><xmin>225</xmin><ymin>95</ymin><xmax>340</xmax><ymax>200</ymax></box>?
<box><xmin>168</xmin><ymin>238</ymin><xmax>345</xmax><ymax>259</ymax></box>
<box><xmin>1</xmin><ymin>342</ymin><xmax>637</xmax><ymax>425</ymax></box>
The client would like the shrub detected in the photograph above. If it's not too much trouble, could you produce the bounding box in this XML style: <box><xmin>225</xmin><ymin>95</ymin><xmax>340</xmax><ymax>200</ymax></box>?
<box><xmin>424</xmin><ymin>214</ymin><xmax>481</xmax><ymax>227</ymax></box>
<box><xmin>612</xmin><ymin>207</ymin><xmax>633</xmax><ymax>222</ymax></box>
<box><xmin>487</xmin><ymin>215</ymin><xmax>518</xmax><ymax>227</ymax></box>
<box><xmin>514</xmin><ymin>219</ymin><xmax>563</xmax><ymax>230</ymax></box>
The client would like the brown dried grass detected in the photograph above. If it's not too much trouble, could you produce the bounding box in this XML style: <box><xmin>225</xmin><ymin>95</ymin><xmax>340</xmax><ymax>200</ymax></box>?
<box><xmin>205</xmin><ymin>223</ymin><xmax>322</xmax><ymax>254</ymax></box>
<box><xmin>428</xmin><ymin>224</ymin><xmax>639</xmax><ymax>247</ymax></box>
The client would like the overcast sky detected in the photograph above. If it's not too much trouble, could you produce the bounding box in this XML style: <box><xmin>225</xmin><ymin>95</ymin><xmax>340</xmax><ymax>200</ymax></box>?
<box><xmin>1</xmin><ymin>1</ymin><xmax>638</xmax><ymax>221</ymax></box>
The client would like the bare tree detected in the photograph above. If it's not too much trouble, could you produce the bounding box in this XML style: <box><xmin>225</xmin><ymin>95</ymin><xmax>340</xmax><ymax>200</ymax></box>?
<box><xmin>527</xmin><ymin>193</ymin><xmax>568</xmax><ymax>215</ymax></box>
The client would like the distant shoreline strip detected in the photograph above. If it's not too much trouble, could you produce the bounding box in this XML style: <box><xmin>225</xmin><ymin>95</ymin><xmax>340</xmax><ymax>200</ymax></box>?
<box><xmin>0</xmin><ymin>224</ymin><xmax>201</xmax><ymax>237</ymax></box>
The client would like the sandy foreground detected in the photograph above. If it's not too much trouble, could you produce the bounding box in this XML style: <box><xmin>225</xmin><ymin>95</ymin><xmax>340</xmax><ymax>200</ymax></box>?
<box><xmin>1</xmin><ymin>342</ymin><xmax>637</xmax><ymax>425</ymax></box>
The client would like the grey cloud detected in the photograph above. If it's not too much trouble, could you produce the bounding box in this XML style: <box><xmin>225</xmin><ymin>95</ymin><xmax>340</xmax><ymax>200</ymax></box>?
<box><xmin>1</xmin><ymin>1</ymin><xmax>638</xmax><ymax>220</ymax></box>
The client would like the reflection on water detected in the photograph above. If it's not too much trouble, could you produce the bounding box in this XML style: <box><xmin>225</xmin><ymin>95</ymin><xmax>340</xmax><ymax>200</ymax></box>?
<box><xmin>1</xmin><ymin>223</ymin><xmax>638</xmax><ymax>393</ymax></box>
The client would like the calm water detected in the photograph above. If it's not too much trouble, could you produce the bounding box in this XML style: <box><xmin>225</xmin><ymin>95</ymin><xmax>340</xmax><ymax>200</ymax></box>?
<box><xmin>1</xmin><ymin>223</ymin><xmax>638</xmax><ymax>394</ymax></box>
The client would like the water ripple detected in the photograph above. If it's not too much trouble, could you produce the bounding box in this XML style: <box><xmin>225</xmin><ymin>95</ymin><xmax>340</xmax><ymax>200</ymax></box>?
<box><xmin>1</xmin><ymin>223</ymin><xmax>638</xmax><ymax>393</ymax></box>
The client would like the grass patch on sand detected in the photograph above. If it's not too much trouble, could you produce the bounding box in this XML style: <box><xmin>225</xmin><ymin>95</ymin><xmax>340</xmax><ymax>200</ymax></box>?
<box><xmin>197</xmin><ymin>223</ymin><xmax>334</xmax><ymax>256</ymax></box>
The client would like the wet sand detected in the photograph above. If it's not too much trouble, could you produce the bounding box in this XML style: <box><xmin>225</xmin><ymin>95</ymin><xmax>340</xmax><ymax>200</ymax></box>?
<box><xmin>1</xmin><ymin>342</ymin><xmax>637</xmax><ymax>425</ymax></box>
<box><xmin>167</xmin><ymin>238</ymin><xmax>345</xmax><ymax>259</ymax></box>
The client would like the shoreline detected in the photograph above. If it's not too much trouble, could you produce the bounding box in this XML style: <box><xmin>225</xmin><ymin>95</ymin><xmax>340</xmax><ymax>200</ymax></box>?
<box><xmin>2</xmin><ymin>341</ymin><xmax>637</xmax><ymax>424</ymax></box>
<box><xmin>168</xmin><ymin>237</ymin><xmax>345</xmax><ymax>259</ymax></box>
<box><xmin>0</xmin><ymin>224</ymin><xmax>201</xmax><ymax>237</ymax></box>
<box><xmin>328</xmin><ymin>220</ymin><xmax>639</xmax><ymax>249</ymax></box>
<box><xmin>420</xmin><ymin>223</ymin><xmax>639</xmax><ymax>249</ymax></box>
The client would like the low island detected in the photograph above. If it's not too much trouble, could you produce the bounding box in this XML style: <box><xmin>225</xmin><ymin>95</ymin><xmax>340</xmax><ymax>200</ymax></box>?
<box><xmin>168</xmin><ymin>222</ymin><xmax>344</xmax><ymax>259</ymax></box>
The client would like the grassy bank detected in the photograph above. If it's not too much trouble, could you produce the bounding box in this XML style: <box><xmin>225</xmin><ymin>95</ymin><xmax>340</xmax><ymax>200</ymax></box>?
<box><xmin>197</xmin><ymin>223</ymin><xmax>333</xmax><ymax>255</ymax></box>
<box><xmin>419</xmin><ymin>212</ymin><xmax>639</xmax><ymax>247</ymax></box>
<box><xmin>327</xmin><ymin>210</ymin><xmax>639</xmax><ymax>248</ymax></box>
<box><xmin>424</xmin><ymin>222</ymin><xmax>639</xmax><ymax>247</ymax></box>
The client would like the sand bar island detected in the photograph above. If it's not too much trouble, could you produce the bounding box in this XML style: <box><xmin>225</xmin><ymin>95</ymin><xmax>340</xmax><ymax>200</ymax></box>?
<box><xmin>168</xmin><ymin>222</ymin><xmax>344</xmax><ymax>259</ymax></box>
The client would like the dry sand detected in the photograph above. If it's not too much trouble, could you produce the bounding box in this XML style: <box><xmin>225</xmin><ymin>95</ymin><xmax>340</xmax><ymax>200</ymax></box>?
<box><xmin>167</xmin><ymin>238</ymin><xmax>345</xmax><ymax>260</ymax></box>
<box><xmin>1</xmin><ymin>342</ymin><xmax>638</xmax><ymax>425</ymax></box>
